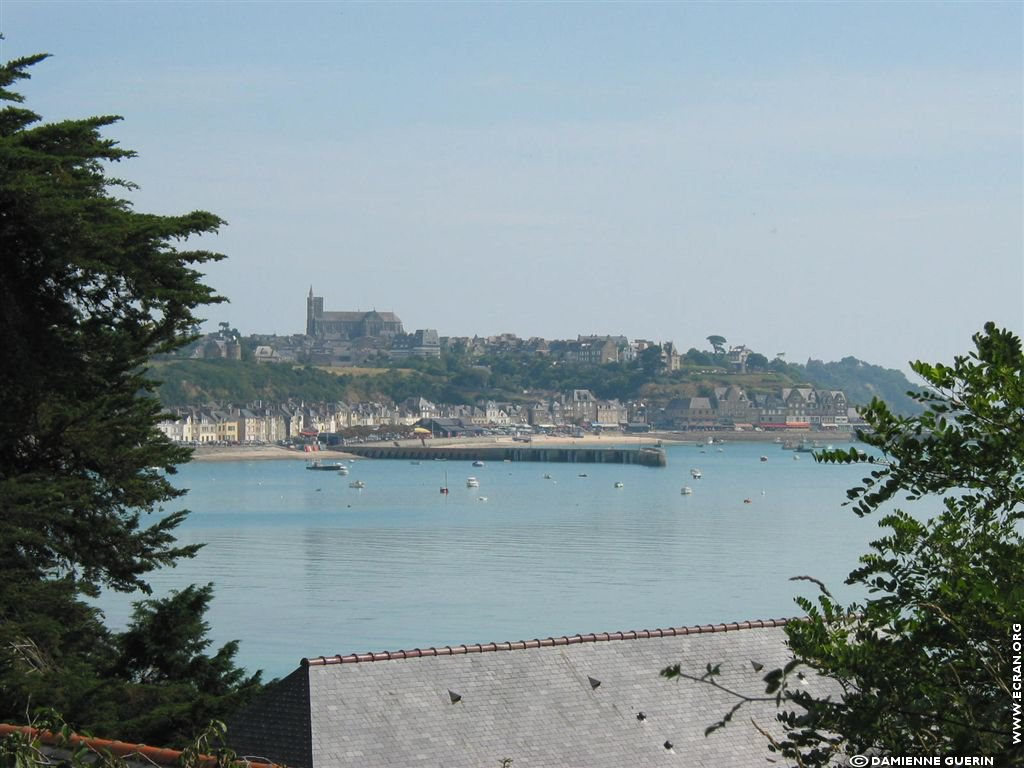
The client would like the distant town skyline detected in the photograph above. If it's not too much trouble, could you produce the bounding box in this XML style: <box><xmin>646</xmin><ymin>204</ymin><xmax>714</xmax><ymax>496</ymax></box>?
<box><xmin>2</xmin><ymin>1</ymin><xmax>1021</xmax><ymax>375</ymax></box>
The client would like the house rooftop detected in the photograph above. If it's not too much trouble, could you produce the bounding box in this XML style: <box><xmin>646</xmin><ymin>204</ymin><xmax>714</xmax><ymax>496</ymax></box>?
<box><xmin>303</xmin><ymin>616</ymin><xmax>792</xmax><ymax>666</ymax></box>
<box><xmin>0</xmin><ymin>724</ymin><xmax>277</xmax><ymax>768</ymax></box>
<box><xmin>228</xmin><ymin>617</ymin><xmax>810</xmax><ymax>768</ymax></box>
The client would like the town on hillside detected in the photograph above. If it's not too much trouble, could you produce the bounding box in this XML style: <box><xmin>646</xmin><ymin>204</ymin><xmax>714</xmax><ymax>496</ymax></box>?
<box><xmin>195</xmin><ymin>288</ymin><xmax>754</xmax><ymax>371</ymax></box>
<box><xmin>157</xmin><ymin>291</ymin><xmax>859</xmax><ymax>445</ymax></box>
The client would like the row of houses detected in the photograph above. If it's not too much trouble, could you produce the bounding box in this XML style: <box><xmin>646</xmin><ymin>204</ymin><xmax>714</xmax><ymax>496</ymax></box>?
<box><xmin>155</xmin><ymin>390</ymin><xmax>632</xmax><ymax>444</ymax></box>
<box><xmin>156</xmin><ymin>385</ymin><xmax>853</xmax><ymax>443</ymax></box>
<box><xmin>187</xmin><ymin>329</ymin><xmax>690</xmax><ymax>371</ymax></box>
<box><xmin>654</xmin><ymin>386</ymin><xmax>852</xmax><ymax>430</ymax></box>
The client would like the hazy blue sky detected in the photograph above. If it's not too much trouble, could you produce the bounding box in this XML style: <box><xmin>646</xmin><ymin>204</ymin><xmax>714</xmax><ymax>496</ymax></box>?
<box><xmin>2</xmin><ymin>1</ymin><xmax>1021</xmax><ymax>373</ymax></box>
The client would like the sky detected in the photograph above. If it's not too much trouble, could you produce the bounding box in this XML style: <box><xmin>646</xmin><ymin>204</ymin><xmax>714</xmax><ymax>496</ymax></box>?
<box><xmin>1</xmin><ymin>1</ymin><xmax>1021</xmax><ymax>374</ymax></box>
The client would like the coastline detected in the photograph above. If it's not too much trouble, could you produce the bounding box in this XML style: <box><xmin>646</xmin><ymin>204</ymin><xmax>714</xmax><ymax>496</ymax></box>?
<box><xmin>188</xmin><ymin>430</ymin><xmax>853</xmax><ymax>463</ymax></box>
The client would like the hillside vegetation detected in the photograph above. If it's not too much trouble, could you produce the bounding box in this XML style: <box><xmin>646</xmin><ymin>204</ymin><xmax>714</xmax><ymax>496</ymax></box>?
<box><xmin>150</xmin><ymin>351</ymin><xmax>924</xmax><ymax>416</ymax></box>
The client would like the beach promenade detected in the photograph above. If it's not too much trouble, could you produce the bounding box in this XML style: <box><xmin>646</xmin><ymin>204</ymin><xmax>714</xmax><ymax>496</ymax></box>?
<box><xmin>189</xmin><ymin>430</ymin><xmax>853</xmax><ymax>463</ymax></box>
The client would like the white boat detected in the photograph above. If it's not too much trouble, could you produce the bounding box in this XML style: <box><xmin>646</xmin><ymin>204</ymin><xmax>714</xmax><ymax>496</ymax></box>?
<box><xmin>337</xmin><ymin>465</ymin><xmax>349</xmax><ymax>475</ymax></box>
<box><xmin>466</xmin><ymin>477</ymin><xmax>480</xmax><ymax>488</ymax></box>
<box><xmin>472</xmin><ymin>460</ymin><xmax>485</xmax><ymax>467</ymax></box>
<box><xmin>681</xmin><ymin>486</ymin><xmax>693</xmax><ymax>495</ymax></box>
<box><xmin>348</xmin><ymin>480</ymin><xmax>365</xmax><ymax>489</ymax></box>
<box><xmin>690</xmin><ymin>468</ymin><xmax>702</xmax><ymax>479</ymax></box>
<box><xmin>614</xmin><ymin>482</ymin><xmax>624</xmax><ymax>488</ymax></box>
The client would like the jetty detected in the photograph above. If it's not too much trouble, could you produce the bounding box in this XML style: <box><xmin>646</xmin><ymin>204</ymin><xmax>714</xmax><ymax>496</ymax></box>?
<box><xmin>337</xmin><ymin>444</ymin><xmax>667</xmax><ymax>468</ymax></box>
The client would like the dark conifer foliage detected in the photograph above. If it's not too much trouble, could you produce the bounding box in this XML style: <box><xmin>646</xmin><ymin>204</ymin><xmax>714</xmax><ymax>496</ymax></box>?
<box><xmin>0</xmin><ymin>53</ymin><xmax>261</xmax><ymax>745</ymax></box>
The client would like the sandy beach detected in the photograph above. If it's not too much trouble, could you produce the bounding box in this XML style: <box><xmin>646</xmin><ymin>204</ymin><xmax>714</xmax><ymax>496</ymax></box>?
<box><xmin>188</xmin><ymin>430</ymin><xmax>850</xmax><ymax>462</ymax></box>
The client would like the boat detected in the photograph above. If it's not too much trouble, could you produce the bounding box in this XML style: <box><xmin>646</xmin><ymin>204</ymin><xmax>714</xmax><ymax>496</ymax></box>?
<box><xmin>760</xmin><ymin>456</ymin><xmax>768</xmax><ymax>462</ymax></box>
<box><xmin>440</xmin><ymin>471</ymin><xmax>449</xmax><ymax>494</ymax></box>
<box><xmin>690</xmin><ymin>468</ymin><xmax>702</xmax><ymax>479</ymax></box>
<box><xmin>472</xmin><ymin>460</ymin><xmax>485</xmax><ymax>467</ymax></box>
<box><xmin>614</xmin><ymin>482</ymin><xmax>624</xmax><ymax>488</ymax></box>
<box><xmin>466</xmin><ymin>477</ymin><xmax>480</xmax><ymax>488</ymax></box>
<box><xmin>681</xmin><ymin>486</ymin><xmax>693</xmax><ymax>495</ymax></box>
<box><xmin>348</xmin><ymin>480</ymin><xmax>365</xmax><ymax>489</ymax></box>
<box><xmin>306</xmin><ymin>459</ymin><xmax>345</xmax><ymax>471</ymax></box>
<box><xmin>337</xmin><ymin>465</ymin><xmax>349</xmax><ymax>475</ymax></box>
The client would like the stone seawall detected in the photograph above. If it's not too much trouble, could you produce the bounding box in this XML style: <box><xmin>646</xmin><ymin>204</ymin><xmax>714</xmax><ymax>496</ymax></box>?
<box><xmin>338</xmin><ymin>444</ymin><xmax>668</xmax><ymax>467</ymax></box>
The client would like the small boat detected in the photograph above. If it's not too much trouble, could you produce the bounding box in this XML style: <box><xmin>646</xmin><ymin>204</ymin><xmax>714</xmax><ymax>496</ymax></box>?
<box><xmin>466</xmin><ymin>477</ymin><xmax>480</xmax><ymax>488</ymax></box>
<box><xmin>543</xmin><ymin>473</ymin><xmax>553</xmax><ymax>480</ymax></box>
<box><xmin>337</xmin><ymin>465</ymin><xmax>349</xmax><ymax>475</ymax></box>
<box><xmin>348</xmin><ymin>480</ymin><xmax>365</xmax><ymax>489</ymax></box>
<box><xmin>690</xmin><ymin>468</ymin><xmax>702</xmax><ymax>479</ymax></box>
<box><xmin>743</xmin><ymin>498</ymin><xmax>752</xmax><ymax>504</ymax></box>
<box><xmin>793</xmin><ymin>454</ymin><xmax>800</xmax><ymax>460</ymax></box>
<box><xmin>578</xmin><ymin>473</ymin><xmax>588</xmax><ymax>478</ymax></box>
<box><xmin>760</xmin><ymin>456</ymin><xmax>768</xmax><ymax>462</ymax></box>
<box><xmin>614</xmin><ymin>482</ymin><xmax>624</xmax><ymax>488</ymax></box>
<box><xmin>307</xmin><ymin>460</ymin><xmax>345</xmax><ymax>471</ymax></box>
<box><xmin>472</xmin><ymin>460</ymin><xmax>485</xmax><ymax>467</ymax></box>
<box><xmin>681</xmin><ymin>486</ymin><xmax>693</xmax><ymax>495</ymax></box>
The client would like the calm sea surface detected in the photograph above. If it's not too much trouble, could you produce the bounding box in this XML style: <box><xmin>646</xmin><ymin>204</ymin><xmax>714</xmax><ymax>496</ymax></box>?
<box><xmin>97</xmin><ymin>441</ymin><xmax>894</xmax><ymax>678</ymax></box>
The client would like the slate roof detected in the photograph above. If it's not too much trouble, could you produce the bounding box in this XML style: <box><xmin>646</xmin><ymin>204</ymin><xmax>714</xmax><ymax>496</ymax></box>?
<box><xmin>227</xmin><ymin>618</ymin><xmax>810</xmax><ymax>768</ymax></box>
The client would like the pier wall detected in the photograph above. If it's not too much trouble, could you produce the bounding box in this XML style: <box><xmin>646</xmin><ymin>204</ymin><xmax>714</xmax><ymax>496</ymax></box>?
<box><xmin>337</xmin><ymin>445</ymin><xmax>667</xmax><ymax>467</ymax></box>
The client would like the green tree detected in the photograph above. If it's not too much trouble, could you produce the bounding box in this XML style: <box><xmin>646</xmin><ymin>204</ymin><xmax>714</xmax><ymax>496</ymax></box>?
<box><xmin>668</xmin><ymin>324</ymin><xmax>1023</xmax><ymax>764</ymax></box>
<box><xmin>0</xmin><ymin>53</ymin><xmax>261</xmax><ymax>743</ymax></box>
<box><xmin>746</xmin><ymin>352</ymin><xmax>770</xmax><ymax>371</ymax></box>
<box><xmin>706</xmin><ymin>335</ymin><xmax>727</xmax><ymax>354</ymax></box>
<box><xmin>0</xmin><ymin>52</ymin><xmax>221</xmax><ymax>594</ymax></box>
<box><xmin>638</xmin><ymin>345</ymin><xmax>664</xmax><ymax>373</ymax></box>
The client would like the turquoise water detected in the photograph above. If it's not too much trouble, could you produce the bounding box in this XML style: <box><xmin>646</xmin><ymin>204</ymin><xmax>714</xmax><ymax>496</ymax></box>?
<box><xmin>98</xmin><ymin>442</ymin><xmax>890</xmax><ymax>678</ymax></box>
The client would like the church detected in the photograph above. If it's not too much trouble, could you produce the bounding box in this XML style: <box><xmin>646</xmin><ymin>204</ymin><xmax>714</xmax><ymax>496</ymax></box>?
<box><xmin>305</xmin><ymin>288</ymin><xmax>404</xmax><ymax>339</ymax></box>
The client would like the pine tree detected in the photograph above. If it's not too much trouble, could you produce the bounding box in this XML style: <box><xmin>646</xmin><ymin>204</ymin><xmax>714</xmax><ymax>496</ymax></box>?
<box><xmin>0</xmin><ymin>53</ymin><xmax>261</xmax><ymax>744</ymax></box>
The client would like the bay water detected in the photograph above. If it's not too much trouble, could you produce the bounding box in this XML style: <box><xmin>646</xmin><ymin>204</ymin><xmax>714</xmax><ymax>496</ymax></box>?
<box><xmin>98</xmin><ymin>441</ymin><xmax>891</xmax><ymax>679</ymax></box>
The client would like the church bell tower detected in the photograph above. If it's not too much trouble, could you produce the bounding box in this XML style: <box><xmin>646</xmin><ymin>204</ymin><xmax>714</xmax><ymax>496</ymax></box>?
<box><xmin>306</xmin><ymin>287</ymin><xmax>323</xmax><ymax>337</ymax></box>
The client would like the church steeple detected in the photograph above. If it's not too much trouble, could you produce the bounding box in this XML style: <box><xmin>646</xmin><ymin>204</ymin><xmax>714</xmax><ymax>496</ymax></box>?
<box><xmin>306</xmin><ymin>287</ymin><xmax>321</xmax><ymax>337</ymax></box>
